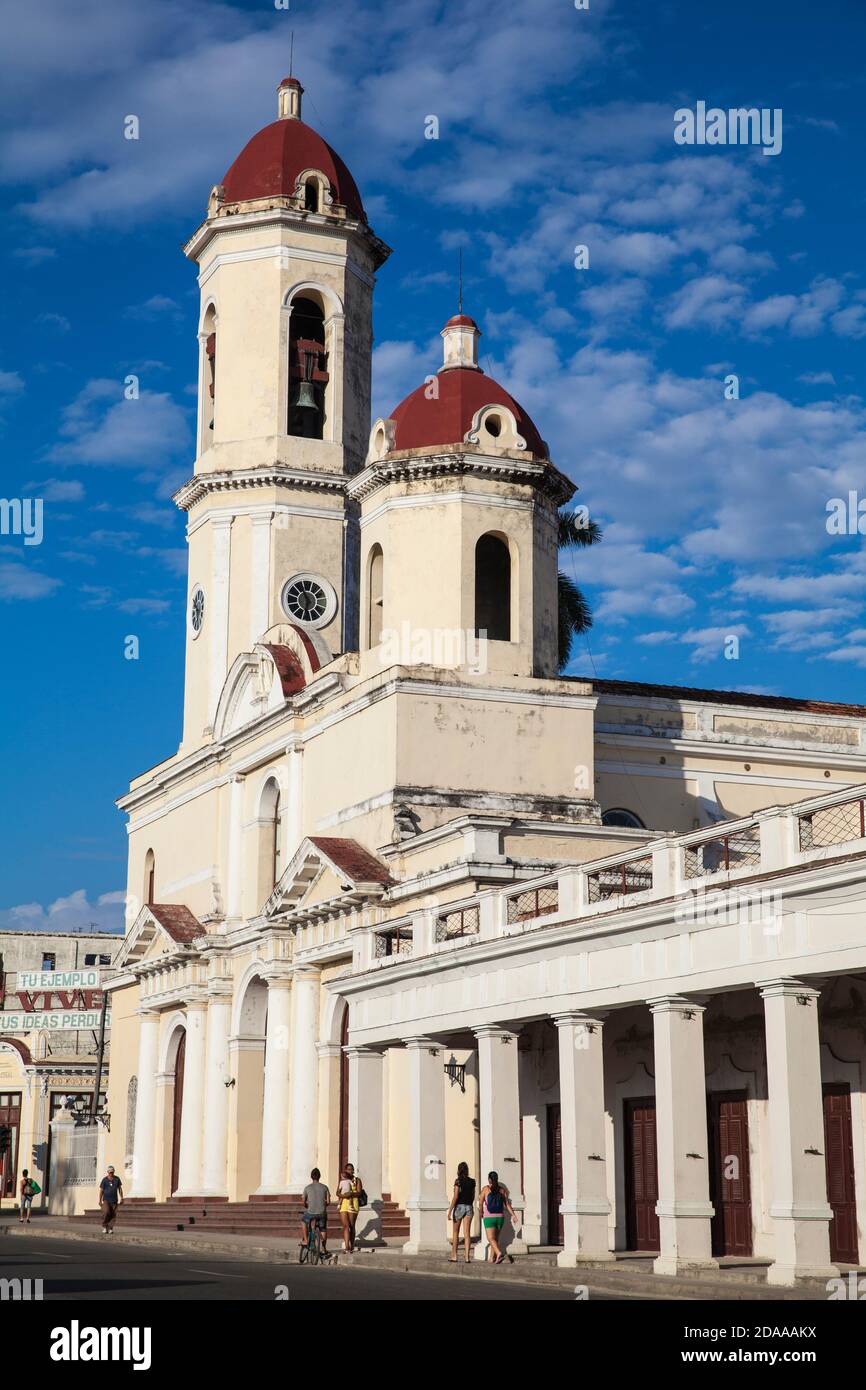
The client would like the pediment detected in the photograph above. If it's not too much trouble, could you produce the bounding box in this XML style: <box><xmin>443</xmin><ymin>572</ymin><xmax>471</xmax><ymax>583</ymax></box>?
<box><xmin>262</xmin><ymin>835</ymin><xmax>393</xmax><ymax>920</ymax></box>
<box><xmin>212</xmin><ymin>625</ymin><xmax>327</xmax><ymax>740</ymax></box>
<box><xmin>113</xmin><ymin>904</ymin><xmax>205</xmax><ymax>970</ymax></box>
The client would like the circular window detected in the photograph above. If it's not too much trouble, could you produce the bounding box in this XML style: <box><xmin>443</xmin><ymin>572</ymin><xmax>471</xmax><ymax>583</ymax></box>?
<box><xmin>280</xmin><ymin>573</ymin><xmax>337</xmax><ymax>629</ymax></box>
<box><xmin>189</xmin><ymin>585</ymin><xmax>205</xmax><ymax>638</ymax></box>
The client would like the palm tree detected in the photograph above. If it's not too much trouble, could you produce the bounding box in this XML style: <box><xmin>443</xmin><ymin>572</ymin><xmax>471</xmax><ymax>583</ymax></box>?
<box><xmin>558</xmin><ymin>508</ymin><xmax>601</xmax><ymax>670</ymax></box>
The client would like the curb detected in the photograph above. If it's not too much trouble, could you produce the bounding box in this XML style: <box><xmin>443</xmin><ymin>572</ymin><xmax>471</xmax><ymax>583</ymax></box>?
<box><xmin>0</xmin><ymin>1221</ymin><xmax>828</xmax><ymax>1301</ymax></box>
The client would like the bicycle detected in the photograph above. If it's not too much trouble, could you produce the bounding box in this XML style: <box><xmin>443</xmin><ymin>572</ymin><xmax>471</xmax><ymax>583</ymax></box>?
<box><xmin>299</xmin><ymin>1216</ymin><xmax>327</xmax><ymax>1265</ymax></box>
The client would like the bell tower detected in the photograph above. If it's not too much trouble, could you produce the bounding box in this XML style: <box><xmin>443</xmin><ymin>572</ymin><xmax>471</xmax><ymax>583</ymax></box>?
<box><xmin>175</xmin><ymin>78</ymin><xmax>390</xmax><ymax>750</ymax></box>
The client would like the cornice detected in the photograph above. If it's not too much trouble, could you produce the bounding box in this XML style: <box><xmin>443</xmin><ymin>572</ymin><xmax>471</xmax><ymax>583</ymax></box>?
<box><xmin>174</xmin><ymin>465</ymin><xmax>349</xmax><ymax>513</ymax></box>
<box><xmin>346</xmin><ymin>449</ymin><xmax>574</xmax><ymax>507</ymax></box>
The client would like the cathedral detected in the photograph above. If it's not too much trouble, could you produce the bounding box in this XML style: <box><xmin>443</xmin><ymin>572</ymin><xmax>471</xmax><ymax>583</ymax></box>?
<box><xmin>104</xmin><ymin>77</ymin><xmax>866</xmax><ymax>1285</ymax></box>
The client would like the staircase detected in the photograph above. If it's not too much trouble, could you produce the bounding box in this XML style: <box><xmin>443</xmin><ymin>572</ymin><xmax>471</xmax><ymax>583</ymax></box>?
<box><xmin>70</xmin><ymin>1194</ymin><xmax>410</xmax><ymax>1243</ymax></box>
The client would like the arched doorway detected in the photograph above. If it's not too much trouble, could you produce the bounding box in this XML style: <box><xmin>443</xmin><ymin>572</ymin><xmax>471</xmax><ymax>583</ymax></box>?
<box><xmin>232</xmin><ymin>975</ymin><xmax>268</xmax><ymax>1200</ymax></box>
<box><xmin>170</xmin><ymin>1032</ymin><xmax>186</xmax><ymax>1196</ymax></box>
<box><xmin>339</xmin><ymin>1005</ymin><xmax>349</xmax><ymax>1174</ymax></box>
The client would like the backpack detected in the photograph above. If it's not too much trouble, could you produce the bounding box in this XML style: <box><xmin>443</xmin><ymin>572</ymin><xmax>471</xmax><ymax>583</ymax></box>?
<box><xmin>486</xmin><ymin>1186</ymin><xmax>504</xmax><ymax>1214</ymax></box>
<box><xmin>29</xmin><ymin>1180</ymin><xmax>41</xmax><ymax>1196</ymax></box>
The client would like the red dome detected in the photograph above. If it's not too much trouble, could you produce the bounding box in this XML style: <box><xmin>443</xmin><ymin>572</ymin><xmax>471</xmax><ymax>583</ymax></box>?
<box><xmin>221</xmin><ymin>117</ymin><xmax>366</xmax><ymax>221</ymax></box>
<box><xmin>390</xmin><ymin>366</ymin><xmax>547</xmax><ymax>457</ymax></box>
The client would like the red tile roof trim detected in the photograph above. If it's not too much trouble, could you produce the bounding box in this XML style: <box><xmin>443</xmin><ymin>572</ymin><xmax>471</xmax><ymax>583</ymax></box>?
<box><xmin>148</xmin><ymin>904</ymin><xmax>205</xmax><ymax>944</ymax></box>
<box><xmin>308</xmin><ymin>837</ymin><xmax>394</xmax><ymax>886</ymax></box>
<box><xmin>261</xmin><ymin>644</ymin><xmax>306</xmax><ymax>696</ymax></box>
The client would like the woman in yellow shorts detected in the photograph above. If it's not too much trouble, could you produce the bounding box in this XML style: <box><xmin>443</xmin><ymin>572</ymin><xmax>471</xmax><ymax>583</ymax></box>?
<box><xmin>336</xmin><ymin>1162</ymin><xmax>363</xmax><ymax>1253</ymax></box>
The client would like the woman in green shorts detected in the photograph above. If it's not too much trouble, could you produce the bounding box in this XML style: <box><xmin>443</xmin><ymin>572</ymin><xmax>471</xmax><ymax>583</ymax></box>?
<box><xmin>478</xmin><ymin>1170</ymin><xmax>517</xmax><ymax>1264</ymax></box>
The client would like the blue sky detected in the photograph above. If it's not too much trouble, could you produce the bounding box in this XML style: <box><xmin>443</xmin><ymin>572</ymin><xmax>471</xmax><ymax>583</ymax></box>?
<box><xmin>2</xmin><ymin>0</ymin><xmax>865</xmax><ymax>930</ymax></box>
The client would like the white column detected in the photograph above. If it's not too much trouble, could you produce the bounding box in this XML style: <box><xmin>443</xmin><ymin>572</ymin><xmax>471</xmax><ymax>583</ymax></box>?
<box><xmin>288</xmin><ymin>967</ymin><xmax>321</xmax><ymax>1189</ymax></box>
<box><xmin>760</xmin><ymin>979</ymin><xmax>836</xmax><ymax>1285</ymax></box>
<box><xmin>649</xmin><ymin>996</ymin><xmax>717</xmax><ymax>1276</ymax></box>
<box><xmin>131</xmin><ymin>1010</ymin><xmax>160</xmax><ymax>1198</ymax></box>
<box><xmin>225</xmin><ymin>775</ymin><xmax>245</xmax><ymax>921</ymax></box>
<box><xmin>257</xmin><ymin>972</ymin><xmax>292</xmax><ymax>1193</ymax></box>
<box><xmin>403</xmin><ymin>1036</ymin><xmax>449</xmax><ymax>1253</ymax></box>
<box><xmin>554</xmin><ymin>1013</ymin><xmax>613</xmax><ymax>1266</ymax></box>
<box><xmin>474</xmin><ymin>1024</ymin><xmax>526</xmax><ymax>1255</ymax></box>
<box><xmin>207</xmin><ymin>516</ymin><xmax>233</xmax><ymax>726</ymax></box>
<box><xmin>175</xmin><ymin>997</ymin><xmax>208</xmax><ymax>1196</ymax></box>
<box><xmin>249</xmin><ymin>512</ymin><xmax>272</xmax><ymax>646</ymax></box>
<box><xmin>200</xmin><ymin>983</ymin><xmax>233</xmax><ymax>1196</ymax></box>
<box><xmin>347</xmin><ymin>1045</ymin><xmax>384</xmax><ymax>1204</ymax></box>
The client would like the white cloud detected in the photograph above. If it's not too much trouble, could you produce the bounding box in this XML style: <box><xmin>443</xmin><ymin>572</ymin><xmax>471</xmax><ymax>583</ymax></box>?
<box><xmin>48</xmin><ymin>378</ymin><xmax>192</xmax><ymax>467</ymax></box>
<box><xmin>0</xmin><ymin>560</ymin><xmax>61</xmax><ymax>600</ymax></box>
<box><xmin>0</xmin><ymin>888</ymin><xmax>125</xmax><ymax>935</ymax></box>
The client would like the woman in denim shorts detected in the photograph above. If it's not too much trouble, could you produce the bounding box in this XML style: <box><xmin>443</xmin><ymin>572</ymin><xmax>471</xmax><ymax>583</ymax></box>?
<box><xmin>448</xmin><ymin>1161</ymin><xmax>476</xmax><ymax>1262</ymax></box>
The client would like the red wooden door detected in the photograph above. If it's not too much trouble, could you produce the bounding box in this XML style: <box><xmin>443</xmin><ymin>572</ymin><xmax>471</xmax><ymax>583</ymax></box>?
<box><xmin>625</xmin><ymin>1097</ymin><xmax>659</xmax><ymax>1251</ymax></box>
<box><xmin>823</xmin><ymin>1083</ymin><xmax>858</xmax><ymax>1264</ymax></box>
<box><xmin>709</xmin><ymin>1091</ymin><xmax>752</xmax><ymax>1257</ymax></box>
<box><xmin>170</xmin><ymin>1032</ymin><xmax>186</xmax><ymax>1195</ymax></box>
<box><xmin>338</xmin><ymin>1007</ymin><xmax>349</xmax><ymax>1174</ymax></box>
<box><xmin>546</xmin><ymin>1103</ymin><xmax>563</xmax><ymax>1245</ymax></box>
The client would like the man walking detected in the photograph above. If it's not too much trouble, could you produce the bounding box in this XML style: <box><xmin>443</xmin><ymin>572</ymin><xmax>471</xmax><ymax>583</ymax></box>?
<box><xmin>98</xmin><ymin>1164</ymin><xmax>123</xmax><ymax>1234</ymax></box>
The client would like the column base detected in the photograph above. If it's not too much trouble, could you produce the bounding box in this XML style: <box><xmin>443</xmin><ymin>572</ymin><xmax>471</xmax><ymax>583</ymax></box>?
<box><xmin>653</xmin><ymin>1255</ymin><xmax>719</xmax><ymax>1277</ymax></box>
<box><xmin>557</xmin><ymin>1248</ymin><xmax>614</xmax><ymax>1268</ymax></box>
<box><xmin>473</xmin><ymin>1238</ymin><xmax>529</xmax><ymax>1260</ymax></box>
<box><xmin>402</xmin><ymin>1240</ymin><xmax>449</xmax><ymax>1255</ymax></box>
<box><xmin>198</xmin><ymin>1189</ymin><xmax>228</xmax><ymax>1199</ymax></box>
<box><xmin>253</xmin><ymin>1186</ymin><xmax>295</xmax><ymax>1197</ymax></box>
<box><xmin>767</xmin><ymin>1262</ymin><xmax>839</xmax><ymax>1288</ymax></box>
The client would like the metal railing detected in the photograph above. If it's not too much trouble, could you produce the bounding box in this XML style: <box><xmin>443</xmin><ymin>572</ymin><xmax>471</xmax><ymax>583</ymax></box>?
<box><xmin>434</xmin><ymin>906</ymin><xmax>480</xmax><ymax>942</ymax></box>
<box><xmin>683</xmin><ymin>824</ymin><xmax>761</xmax><ymax>879</ymax></box>
<box><xmin>505</xmin><ymin>885</ymin><xmax>559</xmax><ymax>924</ymax></box>
<box><xmin>374</xmin><ymin>927</ymin><xmax>413</xmax><ymax>959</ymax></box>
<box><xmin>798</xmin><ymin>796</ymin><xmax>866</xmax><ymax>851</ymax></box>
<box><xmin>586</xmin><ymin>856</ymin><xmax>653</xmax><ymax>902</ymax></box>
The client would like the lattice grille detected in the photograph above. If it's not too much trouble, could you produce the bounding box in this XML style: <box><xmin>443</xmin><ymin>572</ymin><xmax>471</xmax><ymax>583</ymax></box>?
<box><xmin>434</xmin><ymin>906</ymin><xmax>480</xmax><ymax>942</ymax></box>
<box><xmin>683</xmin><ymin>825</ymin><xmax>761</xmax><ymax>879</ymax></box>
<box><xmin>586</xmin><ymin>857</ymin><xmax>653</xmax><ymax>902</ymax></box>
<box><xmin>798</xmin><ymin>797</ymin><xmax>866</xmax><ymax>850</ymax></box>
<box><xmin>374</xmin><ymin>928</ymin><xmax>413</xmax><ymax>959</ymax></box>
<box><xmin>506</xmin><ymin>885</ymin><xmax>559</xmax><ymax>924</ymax></box>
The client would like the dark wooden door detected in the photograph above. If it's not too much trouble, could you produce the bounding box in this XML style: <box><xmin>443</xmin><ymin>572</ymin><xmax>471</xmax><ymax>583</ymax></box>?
<box><xmin>170</xmin><ymin>1032</ymin><xmax>186</xmax><ymax>1195</ymax></box>
<box><xmin>546</xmin><ymin>1103</ymin><xmax>563</xmax><ymax>1245</ymax></box>
<box><xmin>624</xmin><ymin>1097</ymin><xmax>659</xmax><ymax>1251</ymax></box>
<box><xmin>0</xmin><ymin>1092</ymin><xmax>21</xmax><ymax>1198</ymax></box>
<box><xmin>823</xmin><ymin>1083</ymin><xmax>858</xmax><ymax>1264</ymax></box>
<box><xmin>708</xmin><ymin>1091</ymin><xmax>752</xmax><ymax>1257</ymax></box>
<box><xmin>338</xmin><ymin>1007</ymin><xmax>349</xmax><ymax>1174</ymax></box>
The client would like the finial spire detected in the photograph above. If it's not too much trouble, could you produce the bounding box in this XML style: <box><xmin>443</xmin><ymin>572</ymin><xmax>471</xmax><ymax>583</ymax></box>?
<box><xmin>458</xmin><ymin>248</ymin><xmax>463</xmax><ymax>316</ymax></box>
<box><xmin>290</xmin><ymin>31</ymin><xmax>294</xmax><ymax>78</ymax></box>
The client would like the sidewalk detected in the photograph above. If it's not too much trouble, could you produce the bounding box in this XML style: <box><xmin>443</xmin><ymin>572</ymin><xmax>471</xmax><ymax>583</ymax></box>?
<box><xmin>0</xmin><ymin>1215</ymin><xmax>839</xmax><ymax>1300</ymax></box>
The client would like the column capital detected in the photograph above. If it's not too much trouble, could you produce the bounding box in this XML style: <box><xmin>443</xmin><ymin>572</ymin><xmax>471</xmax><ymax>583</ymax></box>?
<box><xmin>207</xmin><ymin>979</ymin><xmax>234</xmax><ymax>1001</ymax></box>
<box><xmin>343</xmin><ymin>1044</ymin><xmax>385</xmax><ymax>1060</ymax></box>
<box><xmin>402</xmin><ymin>1035</ymin><xmax>443</xmax><ymax>1051</ymax></box>
<box><xmin>260</xmin><ymin>968</ymin><xmax>293</xmax><ymax>990</ymax></box>
<box><xmin>316</xmin><ymin>1042</ymin><xmax>342</xmax><ymax>1059</ymax></box>
<box><xmin>647</xmin><ymin>995</ymin><xmax>706</xmax><ymax>1017</ymax></box>
<box><xmin>136</xmin><ymin>1008</ymin><xmax>161</xmax><ymax>1022</ymax></box>
<box><xmin>473</xmin><ymin>1024</ymin><xmax>521</xmax><ymax>1042</ymax></box>
<box><xmin>292</xmin><ymin>964</ymin><xmax>321</xmax><ymax>983</ymax></box>
<box><xmin>184</xmin><ymin>993</ymin><xmax>209</xmax><ymax>1013</ymax></box>
<box><xmin>552</xmin><ymin>1011</ymin><xmax>605</xmax><ymax>1031</ymax></box>
<box><xmin>758</xmin><ymin>977</ymin><xmax>820</xmax><ymax>1003</ymax></box>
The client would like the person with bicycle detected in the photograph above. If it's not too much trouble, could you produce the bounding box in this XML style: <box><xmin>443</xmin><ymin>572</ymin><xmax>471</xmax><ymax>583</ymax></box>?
<box><xmin>299</xmin><ymin>1167</ymin><xmax>330</xmax><ymax>1257</ymax></box>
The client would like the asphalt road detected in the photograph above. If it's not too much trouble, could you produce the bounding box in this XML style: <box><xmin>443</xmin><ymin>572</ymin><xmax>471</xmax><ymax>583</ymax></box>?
<box><xmin>0</xmin><ymin>1233</ymin><xmax>586</xmax><ymax>1301</ymax></box>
